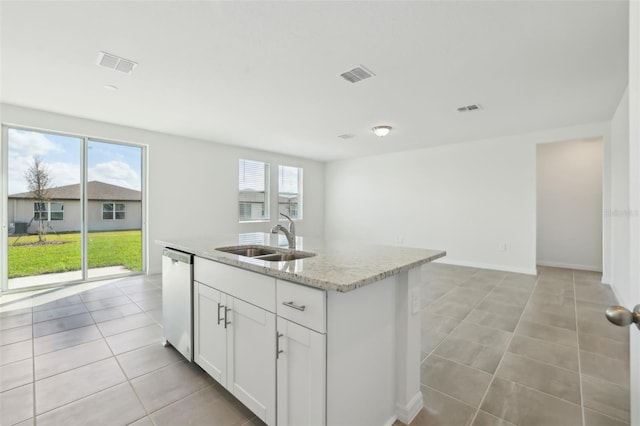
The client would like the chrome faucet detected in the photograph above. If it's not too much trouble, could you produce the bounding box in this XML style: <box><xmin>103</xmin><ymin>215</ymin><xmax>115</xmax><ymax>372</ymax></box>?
<box><xmin>271</xmin><ymin>213</ymin><xmax>296</xmax><ymax>249</ymax></box>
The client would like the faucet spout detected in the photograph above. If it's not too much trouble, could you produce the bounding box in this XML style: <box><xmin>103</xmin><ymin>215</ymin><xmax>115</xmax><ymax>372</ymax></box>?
<box><xmin>270</xmin><ymin>213</ymin><xmax>296</xmax><ymax>249</ymax></box>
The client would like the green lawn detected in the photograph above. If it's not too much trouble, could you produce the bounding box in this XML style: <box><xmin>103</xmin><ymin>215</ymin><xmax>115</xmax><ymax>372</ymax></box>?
<box><xmin>8</xmin><ymin>230</ymin><xmax>142</xmax><ymax>278</ymax></box>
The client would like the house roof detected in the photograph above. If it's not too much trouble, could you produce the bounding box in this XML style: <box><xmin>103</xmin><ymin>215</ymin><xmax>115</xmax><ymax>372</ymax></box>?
<box><xmin>8</xmin><ymin>181</ymin><xmax>141</xmax><ymax>201</ymax></box>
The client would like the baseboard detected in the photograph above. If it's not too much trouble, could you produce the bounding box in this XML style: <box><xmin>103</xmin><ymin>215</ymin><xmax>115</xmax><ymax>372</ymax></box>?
<box><xmin>434</xmin><ymin>258</ymin><xmax>537</xmax><ymax>276</ymax></box>
<box><xmin>536</xmin><ymin>260</ymin><xmax>602</xmax><ymax>272</ymax></box>
<box><xmin>601</xmin><ymin>275</ymin><xmax>613</xmax><ymax>285</ymax></box>
<box><xmin>395</xmin><ymin>391</ymin><xmax>423</xmax><ymax>425</ymax></box>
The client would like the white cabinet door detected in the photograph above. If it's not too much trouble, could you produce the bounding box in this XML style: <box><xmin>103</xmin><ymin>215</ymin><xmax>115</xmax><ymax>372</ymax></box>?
<box><xmin>194</xmin><ymin>282</ymin><xmax>228</xmax><ymax>385</ymax></box>
<box><xmin>228</xmin><ymin>297</ymin><xmax>277</xmax><ymax>426</ymax></box>
<box><xmin>277</xmin><ymin>317</ymin><xmax>326</xmax><ymax>426</ymax></box>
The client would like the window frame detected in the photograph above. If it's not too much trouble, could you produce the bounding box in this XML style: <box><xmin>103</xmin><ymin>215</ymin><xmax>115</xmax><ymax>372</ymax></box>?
<box><xmin>238</xmin><ymin>159</ymin><xmax>270</xmax><ymax>222</ymax></box>
<box><xmin>33</xmin><ymin>202</ymin><xmax>64</xmax><ymax>221</ymax></box>
<box><xmin>102</xmin><ymin>202</ymin><xmax>126</xmax><ymax>220</ymax></box>
<box><xmin>278</xmin><ymin>165</ymin><xmax>303</xmax><ymax>221</ymax></box>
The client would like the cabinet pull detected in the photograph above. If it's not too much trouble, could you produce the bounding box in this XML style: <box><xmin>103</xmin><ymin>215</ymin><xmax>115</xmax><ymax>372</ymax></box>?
<box><xmin>282</xmin><ymin>301</ymin><xmax>306</xmax><ymax>311</ymax></box>
<box><xmin>224</xmin><ymin>307</ymin><xmax>232</xmax><ymax>329</ymax></box>
<box><xmin>276</xmin><ymin>332</ymin><xmax>284</xmax><ymax>359</ymax></box>
<box><xmin>217</xmin><ymin>302</ymin><xmax>224</xmax><ymax>325</ymax></box>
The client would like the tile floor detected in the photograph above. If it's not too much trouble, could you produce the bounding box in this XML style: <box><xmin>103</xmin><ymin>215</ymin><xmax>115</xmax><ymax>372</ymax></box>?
<box><xmin>0</xmin><ymin>264</ymin><xmax>631</xmax><ymax>426</ymax></box>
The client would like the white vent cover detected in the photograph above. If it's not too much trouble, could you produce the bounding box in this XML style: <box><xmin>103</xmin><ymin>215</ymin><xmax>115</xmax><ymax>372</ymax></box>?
<box><xmin>97</xmin><ymin>51</ymin><xmax>137</xmax><ymax>74</ymax></box>
<box><xmin>340</xmin><ymin>65</ymin><xmax>375</xmax><ymax>83</ymax></box>
<box><xmin>457</xmin><ymin>104</ymin><xmax>482</xmax><ymax>112</ymax></box>
<box><xmin>338</xmin><ymin>133</ymin><xmax>356</xmax><ymax>139</ymax></box>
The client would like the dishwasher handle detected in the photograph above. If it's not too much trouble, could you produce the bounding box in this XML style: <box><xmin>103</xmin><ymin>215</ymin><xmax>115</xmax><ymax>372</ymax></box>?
<box><xmin>163</xmin><ymin>248</ymin><xmax>193</xmax><ymax>264</ymax></box>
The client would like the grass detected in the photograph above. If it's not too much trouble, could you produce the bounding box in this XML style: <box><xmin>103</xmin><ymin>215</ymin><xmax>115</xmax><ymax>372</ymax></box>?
<box><xmin>8</xmin><ymin>230</ymin><xmax>142</xmax><ymax>278</ymax></box>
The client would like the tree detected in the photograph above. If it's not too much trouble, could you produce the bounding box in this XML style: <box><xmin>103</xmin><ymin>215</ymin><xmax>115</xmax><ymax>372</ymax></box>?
<box><xmin>25</xmin><ymin>157</ymin><xmax>53</xmax><ymax>242</ymax></box>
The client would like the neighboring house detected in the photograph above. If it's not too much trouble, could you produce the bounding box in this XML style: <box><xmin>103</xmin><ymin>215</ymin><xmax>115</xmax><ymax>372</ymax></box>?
<box><xmin>8</xmin><ymin>181</ymin><xmax>142</xmax><ymax>234</ymax></box>
<box><xmin>239</xmin><ymin>190</ymin><xmax>299</xmax><ymax>221</ymax></box>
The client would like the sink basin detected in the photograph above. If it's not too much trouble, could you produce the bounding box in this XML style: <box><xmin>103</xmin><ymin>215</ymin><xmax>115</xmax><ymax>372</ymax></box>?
<box><xmin>216</xmin><ymin>246</ymin><xmax>278</xmax><ymax>257</ymax></box>
<box><xmin>215</xmin><ymin>245</ymin><xmax>316</xmax><ymax>262</ymax></box>
<box><xmin>253</xmin><ymin>251</ymin><xmax>315</xmax><ymax>262</ymax></box>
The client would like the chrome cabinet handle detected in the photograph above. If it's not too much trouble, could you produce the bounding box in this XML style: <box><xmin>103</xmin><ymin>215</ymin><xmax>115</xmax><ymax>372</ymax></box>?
<box><xmin>217</xmin><ymin>302</ymin><xmax>224</xmax><ymax>326</ymax></box>
<box><xmin>282</xmin><ymin>301</ymin><xmax>306</xmax><ymax>311</ymax></box>
<box><xmin>276</xmin><ymin>332</ymin><xmax>284</xmax><ymax>359</ymax></box>
<box><xmin>224</xmin><ymin>307</ymin><xmax>231</xmax><ymax>329</ymax></box>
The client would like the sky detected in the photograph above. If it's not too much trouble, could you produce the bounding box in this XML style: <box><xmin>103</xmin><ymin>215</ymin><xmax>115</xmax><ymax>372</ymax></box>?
<box><xmin>8</xmin><ymin>128</ymin><xmax>142</xmax><ymax>195</ymax></box>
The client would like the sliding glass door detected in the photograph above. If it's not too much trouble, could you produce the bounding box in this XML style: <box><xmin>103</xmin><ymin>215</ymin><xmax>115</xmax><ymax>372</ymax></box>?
<box><xmin>2</xmin><ymin>126</ymin><xmax>145</xmax><ymax>292</ymax></box>
<box><xmin>87</xmin><ymin>139</ymin><xmax>143</xmax><ymax>279</ymax></box>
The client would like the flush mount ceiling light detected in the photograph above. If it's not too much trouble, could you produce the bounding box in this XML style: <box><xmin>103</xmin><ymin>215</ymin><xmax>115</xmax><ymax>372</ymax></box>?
<box><xmin>372</xmin><ymin>126</ymin><xmax>392</xmax><ymax>137</ymax></box>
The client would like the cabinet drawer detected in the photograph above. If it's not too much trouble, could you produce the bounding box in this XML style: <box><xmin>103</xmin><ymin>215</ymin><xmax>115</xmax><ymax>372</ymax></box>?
<box><xmin>277</xmin><ymin>280</ymin><xmax>326</xmax><ymax>333</ymax></box>
<box><xmin>195</xmin><ymin>257</ymin><xmax>276</xmax><ymax>312</ymax></box>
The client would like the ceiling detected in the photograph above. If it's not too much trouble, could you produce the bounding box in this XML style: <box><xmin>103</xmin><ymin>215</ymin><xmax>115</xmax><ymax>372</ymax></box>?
<box><xmin>0</xmin><ymin>1</ymin><xmax>629</xmax><ymax>162</ymax></box>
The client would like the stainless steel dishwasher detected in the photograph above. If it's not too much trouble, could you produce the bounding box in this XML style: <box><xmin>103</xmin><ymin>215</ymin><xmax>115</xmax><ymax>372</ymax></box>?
<box><xmin>162</xmin><ymin>248</ymin><xmax>193</xmax><ymax>361</ymax></box>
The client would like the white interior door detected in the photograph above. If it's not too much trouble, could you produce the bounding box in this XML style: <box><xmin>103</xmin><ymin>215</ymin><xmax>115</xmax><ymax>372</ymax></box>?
<box><xmin>628</xmin><ymin>2</ymin><xmax>639</xmax><ymax>423</ymax></box>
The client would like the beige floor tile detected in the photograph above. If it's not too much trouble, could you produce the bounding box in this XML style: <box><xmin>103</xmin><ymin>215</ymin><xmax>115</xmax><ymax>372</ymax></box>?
<box><xmin>582</xmin><ymin>375</ymin><xmax>630</xmax><ymax>422</ymax></box>
<box><xmin>583</xmin><ymin>408</ymin><xmax>630</xmax><ymax>426</ymax></box>
<box><xmin>481</xmin><ymin>377</ymin><xmax>582</xmax><ymax>426</ymax></box>
<box><xmin>105</xmin><ymin>323</ymin><xmax>163</xmax><ymax>355</ymax></box>
<box><xmin>33</xmin><ymin>304</ymin><xmax>87</xmax><ymax>323</ymax></box>
<box><xmin>32</xmin><ymin>295</ymin><xmax>82</xmax><ymax>312</ymax></box>
<box><xmin>0</xmin><ymin>339</ymin><xmax>32</xmax><ymax>365</ymax></box>
<box><xmin>36</xmin><ymin>382</ymin><xmax>145</xmax><ymax>426</ymax></box>
<box><xmin>449</xmin><ymin>323</ymin><xmax>512</xmax><ymax>351</ymax></box>
<box><xmin>117</xmin><ymin>342</ymin><xmax>183</xmax><ymax>379</ymax></box>
<box><xmin>425</xmin><ymin>300</ymin><xmax>474</xmax><ymax>319</ymax></box>
<box><xmin>0</xmin><ymin>358</ymin><xmax>33</xmax><ymax>392</ymax></box>
<box><xmin>520</xmin><ymin>309</ymin><xmax>577</xmax><ymax>331</ymax></box>
<box><xmin>35</xmin><ymin>357</ymin><xmax>126</xmax><ymax>414</ymax></box>
<box><xmin>35</xmin><ymin>339</ymin><xmax>112</xmax><ymax>380</ymax></box>
<box><xmin>434</xmin><ymin>336</ymin><xmax>504</xmax><ymax>373</ymax></box>
<box><xmin>575</xmin><ymin>285</ymin><xmax>618</xmax><ymax>304</ymax></box>
<box><xmin>79</xmin><ymin>287</ymin><xmax>125</xmax><ymax>302</ymax></box>
<box><xmin>472</xmin><ymin>411</ymin><xmax>516</xmax><ymax>426</ymax></box>
<box><xmin>130</xmin><ymin>361</ymin><xmax>213</xmax><ymax>413</ymax></box>
<box><xmin>495</xmin><ymin>352</ymin><xmax>581</xmax><ymax>404</ymax></box>
<box><xmin>515</xmin><ymin>319</ymin><xmax>577</xmax><ymax>347</ymax></box>
<box><xmin>151</xmin><ymin>383</ymin><xmax>255</xmax><ymax>426</ymax></box>
<box><xmin>128</xmin><ymin>416</ymin><xmax>154</xmax><ymax>426</ymax></box>
<box><xmin>484</xmin><ymin>287</ymin><xmax>531</xmax><ymax>307</ymax></box>
<box><xmin>126</xmin><ymin>289</ymin><xmax>162</xmax><ymax>302</ymax></box>
<box><xmin>1</xmin><ymin>383</ymin><xmax>33</xmax><ymax>426</ymax></box>
<box><xmin>421</xmin><ymin>355</ymin><xmax>492</xmax><ymax>407</ymax></box>
<box><xmin>579</xmin><ymin>331</ymin><xmax>629</xmax><ymax>362</ymax></box>
<box><xmin>0</xmin><ymin>312</ymin><xmax>32</xmax><ymax>331</ymax></box>
<box><xmin>474</xmin><ymin>300</ymin><xmax>524</xmax><ymax>318</ymax></box>
<box><xmin>458</xmin><ymin>280</ymin><xmax>497</xmax><ymax>292</ymax></box>
<box><xmin>146</xmin><ymin>308</ymin><xmax>163</xmax><ymax>325</ymax></box>
<box><xmin>580</xmin><ymin>350</ymin><xmax>630</xmax><ymax>388</ymax></box>
<box><xmin>33</xmin><ymin>313</ymin><xmax>95</xmax><ymax>338</ymax></box>
<box><xmin>135</xmin><ymin>296</ymin><xmax>163</xmax><ymax>311</ymax></box>
<box><xmin>96</xmin><ymin>312</ymin><xmax>155</xmax><ymax>337</ymax></box>
<box><xmin>83</xmin><ymin>295</ymin><xmax>131</xmax><ymax>312</ymax></box>
<box><xmin>89</xmin><ymin>303</ymin><xmax>143</xmax><ymax>323</ymax></box>
<box><xmin>578</xmin><ymin>318</ymin><xmax>629</xmax><ymax>343</ymax></box>
<box><xmin>33</xmin><ymin>324</ymin><xmax>102</xmax><ymax>356</ymax></box>
<box><xmin>464</xmin><ymin>309</ymin><xmax>520</xmax><ymax>332</ymax></box>
<box><xmin>528</xmin><ymin>292</ymin><xmax>575</xmax><ymax>307</ymax></box>
<box><xmin>0</xmin><ymin>324</ymin><xmax>32</xmax><ymax>346</ymax></box>
<box><xmin>507</xmin><ymin>334</ymin><xmax>579</xmax><ymax>371</ymax></box>
<box><xmin>400</xmin><ymin>386</ymin><xmax>476</xmax><ymax>426</ymax></box>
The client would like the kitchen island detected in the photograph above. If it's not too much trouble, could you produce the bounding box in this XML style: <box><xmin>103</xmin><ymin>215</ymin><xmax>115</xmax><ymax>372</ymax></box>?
<box><xmin>157</xmin><ymin>233</ymin><xmax>445</xmax><ymax>426</ymax></box>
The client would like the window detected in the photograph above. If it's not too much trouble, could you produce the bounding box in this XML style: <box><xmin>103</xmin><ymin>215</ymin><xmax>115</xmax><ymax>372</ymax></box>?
<box><xmin>278</xmin><ymin>165</ymin><xmax>303</xmax><ymax>220</ymax></box>
<box><xmin>103</xmin><ymin>202</ymin><xmax>126</xmax><ymax>220</ymax></box>
<box><xmin>33</xmin><ymin>202</ymin><xmax>64</xmax><ymax>221</ymax></box>
<box><xmin>239</xmin><ymin>159</ymin><xmax>270</xmax><ymax>221</ymax></box>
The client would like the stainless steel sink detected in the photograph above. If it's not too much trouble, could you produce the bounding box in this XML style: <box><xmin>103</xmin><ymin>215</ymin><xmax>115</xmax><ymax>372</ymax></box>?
<box><xmin>215</xmin><ymin>245</ymin><xmax>315</xmax><ymax>262</ymax></box>
<box><xmin>252</xmin><ymin>251</ymin><xmax>315</xmax><ymax>262</ymax></box>
<box><xmin>216</xmin><ymin>246</ymin><xmax>278</xmax><ymax>257</ymax></box>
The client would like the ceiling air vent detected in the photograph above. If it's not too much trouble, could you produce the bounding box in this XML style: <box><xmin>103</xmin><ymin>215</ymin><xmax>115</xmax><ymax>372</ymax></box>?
<box><xmin>457</xmin><ymin>104</ymin><xmax>482</xmax><ymax>112</ymax></box>
<box><xmin>97</xmin><ymin>51</ymin><xmax>138</xmax><ymax>74</ymax></box>
<box><xmin>340</xmin><ymin>65</ymin><xmax>375</xmax><ymax>83</ymax></box>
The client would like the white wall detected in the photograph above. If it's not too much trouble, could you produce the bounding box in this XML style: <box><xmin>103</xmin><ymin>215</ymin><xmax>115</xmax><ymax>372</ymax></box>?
<box><xmin>0</xmin><ymin>104</ymin><xmax>325</xmax><ymax>274</ymax></box>
<box><xmin>325</xmin><ymin>122</ymin><xmax>608</xmax><ymax>275</ymax></box>
<box><xmin>536</xmin><ymin>139</ymin><xmax>603</xmax><ymax>271</ymax></box>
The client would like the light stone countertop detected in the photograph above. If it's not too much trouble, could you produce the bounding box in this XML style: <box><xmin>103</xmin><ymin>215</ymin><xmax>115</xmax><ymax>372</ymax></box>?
<box><xmin>156</xmin><ymin>233</ymin><xmax>446</xmax><ymax>292</ymax></box>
